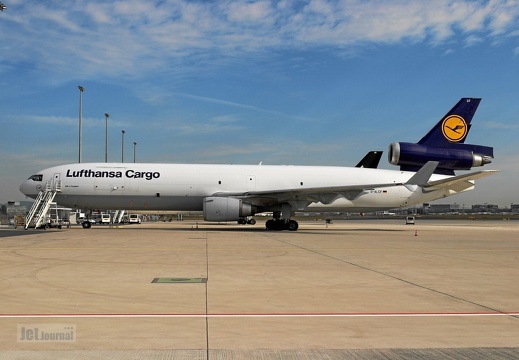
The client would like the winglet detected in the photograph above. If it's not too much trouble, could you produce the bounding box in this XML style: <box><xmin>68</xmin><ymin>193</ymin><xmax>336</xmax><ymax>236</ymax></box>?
<box><xmin>405</xmin><ymin>161</ymin><xmax>439</xmax><ymax>186</ymax></box>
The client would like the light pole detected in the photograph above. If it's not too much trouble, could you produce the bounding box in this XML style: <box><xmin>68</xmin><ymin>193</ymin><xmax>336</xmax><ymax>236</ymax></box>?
<box><xmin>133</xmin><ymin>142</ymin><xmax>137</xmax><ymax>163</ymax></box>
<box><xmin>121</xmin><ymin>130</ymin><xmax>125</xmax><ymax>163</ymax></box>
<box><xmin>104</xmin><ymin>113</ymin><xmax>110</xmax><ymax>163</ymax></box>
<box><xmin>78</xmin><ymin>85</ymin><xmax>85</xmax><ymax>163</ymax></box>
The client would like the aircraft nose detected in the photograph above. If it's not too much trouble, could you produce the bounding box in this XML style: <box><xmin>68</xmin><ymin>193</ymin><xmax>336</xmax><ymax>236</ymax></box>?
<box><xmin>19</xmin><ymin>180</ymin><xmax>29</xmax><ymax>195</ymax></box>
<box><xmin>19</xmin><ymin>180</ymin><xmax>37</xmax><ymax>198</ymax></box>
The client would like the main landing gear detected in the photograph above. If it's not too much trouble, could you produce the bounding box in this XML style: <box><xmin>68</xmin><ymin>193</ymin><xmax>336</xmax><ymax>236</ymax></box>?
<box><xmin>265</xmin><ymin>219</ymin><xmax>299</xmax><ymax>231</ymax></box>
<box><xmin>265</xmin><ymin>206</ymin><xmax>299</xmax><ymax>231</ymax></box>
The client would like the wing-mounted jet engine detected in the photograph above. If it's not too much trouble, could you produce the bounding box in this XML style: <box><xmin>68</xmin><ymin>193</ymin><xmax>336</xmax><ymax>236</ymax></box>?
<box><xmin>388</xmin><ymin>98</ymin><xmax>493</xmax><ymax>175</ymax></box>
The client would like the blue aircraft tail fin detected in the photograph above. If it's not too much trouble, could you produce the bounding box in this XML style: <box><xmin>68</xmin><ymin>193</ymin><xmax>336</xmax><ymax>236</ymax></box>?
<box><xmin>418</xmin><ymin>98</ymin><xmax>480</xmax><ymax>146</ymax></box>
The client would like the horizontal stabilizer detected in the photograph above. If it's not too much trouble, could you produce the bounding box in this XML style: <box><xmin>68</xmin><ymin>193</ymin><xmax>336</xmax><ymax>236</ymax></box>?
<box><xmin>425</xmin><ymin>170</ymin><xmax>499</xmax><ymax>190</ymax></box>
<box><xmin>405</xmin><ymin>161</ymin><xmax>439</xmax><ymax>186</ymax></box>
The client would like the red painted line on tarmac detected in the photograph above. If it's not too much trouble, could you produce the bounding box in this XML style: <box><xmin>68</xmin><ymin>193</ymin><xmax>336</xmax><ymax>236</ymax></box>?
<box><xmin>1</xmin><ymin>312</ymin><xmax>518</xmax><ymax>318</ymax></box>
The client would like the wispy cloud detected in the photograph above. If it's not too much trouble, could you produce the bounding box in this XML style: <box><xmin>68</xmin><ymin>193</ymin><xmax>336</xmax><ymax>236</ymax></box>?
<box><xmin>441</xmin><ymin>49</ymin><xmax>455</xmax><ymax>56</ymax></box>
<box><xmin>157</xmin><ymin>121</ymin><xmax>243</xmax><ymax>136</ymax></box>
<box><xmin>18</xmin><ymin>115</ymin><xmax>125</xmax><ymax>128</ymax></box>
<box><xmin>483</xmin><ymin>121</ymin><xmax>519</xmax><ymax>130</ymax></box>
<box><xmin>2</xmin><ymin>0</ymin><xmax>518</xmax><ymax>82</ymax></box>
<box><xmin>174</xmin><ymin>93</ymin><xmax>312</xmax><ymax>121</ymax></box>
<box><xmin>171</xmin><ymin>137</ymin><xmax>346</xmax><ymax>164</ymax></box>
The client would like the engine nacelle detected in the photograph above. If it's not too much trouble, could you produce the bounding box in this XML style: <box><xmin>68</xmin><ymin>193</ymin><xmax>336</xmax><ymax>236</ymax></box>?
<box><xmin>388</xmin><ymin>142</ymin><xmax>493</xmax><ymax>174</ymax></box>
<box><xmin>203</xmin><ymin>197</ymin><xmax>253</xmax><ymax>222</ymax></box>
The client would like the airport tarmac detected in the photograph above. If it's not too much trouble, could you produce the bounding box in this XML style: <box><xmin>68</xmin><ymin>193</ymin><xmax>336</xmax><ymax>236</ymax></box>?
<box><xmin>0</xmin><ymin>219</ymin><xmax>518</xmax><ymax>359</ymax></box>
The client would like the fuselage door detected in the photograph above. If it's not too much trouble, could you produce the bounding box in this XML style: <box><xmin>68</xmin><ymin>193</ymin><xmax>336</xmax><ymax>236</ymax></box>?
<box><xmin>53</xmin><ymin>173</ymin><xmax>62</xmax><ymax>191</ymax></box>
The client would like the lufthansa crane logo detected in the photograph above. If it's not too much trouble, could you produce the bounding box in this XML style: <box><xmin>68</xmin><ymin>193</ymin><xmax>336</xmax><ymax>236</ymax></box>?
<box><xmin>442</xmin><ymin>115</ymin><xmax>467</xmax><ymax>142</ymax></box>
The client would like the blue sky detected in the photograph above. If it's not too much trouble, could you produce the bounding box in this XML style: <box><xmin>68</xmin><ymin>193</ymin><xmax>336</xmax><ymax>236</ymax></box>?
<box><xmin>1</xmin><ymin>0</ymin><xmax>518</xmax><ymax>207</ymax></box>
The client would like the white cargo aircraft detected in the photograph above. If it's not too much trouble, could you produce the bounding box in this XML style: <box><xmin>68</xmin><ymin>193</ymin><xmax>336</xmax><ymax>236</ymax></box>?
<box><xmin>20</xmin><ymin>98</ymin><xmax>496</xmax><ymax>231</ymax></box>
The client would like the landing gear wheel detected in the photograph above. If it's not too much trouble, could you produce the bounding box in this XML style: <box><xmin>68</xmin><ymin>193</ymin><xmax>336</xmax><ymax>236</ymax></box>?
<box><xmin>288</xmin><ymin>220</ymin><xmax>299</xmax><ymax>231</ymax></box>
<box><xmin>247</xmin><ymin>219</ymin><xmax>256</xmax><ymax>225</ymax></box>
<box><xmin>82</xmin><ymin>221</ymin><xmax>92</xmax><ymax>229</ymax></box>
<box><xmin>266</xmin><ymin>219</ymin><xmax>298</xmax><ymax>231</ymax></box>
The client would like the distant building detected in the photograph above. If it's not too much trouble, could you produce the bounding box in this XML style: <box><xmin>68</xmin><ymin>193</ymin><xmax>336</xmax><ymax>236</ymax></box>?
<box><xmin>1</xmin><ymin>201</ymin><xmax>27</xmax><ymax>218</ymax></box>
<box><xmin>428</xmin><ymin>204</ymin><xmax>459</xmax><ymax>213</ymax></box>
<box><xmin>511</xmin><ymin>204</ymin><xmax>519</xmax><ymax>214</ymax></box>
<box><xmin>471</xmin><ymin>204</ymin><xmax>499</xmax><ymax>213</ymax></box>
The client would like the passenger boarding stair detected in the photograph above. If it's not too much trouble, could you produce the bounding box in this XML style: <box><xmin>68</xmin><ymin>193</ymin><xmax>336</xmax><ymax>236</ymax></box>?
<box><xmin>114</xmin><ymin>210</ymin><xmax>126</xmax><ymax>223</ymax></box>
<box><xmin>25</xmin><ymin>179</ymin><xmax>62</xmax><ymax>229</ymax></box>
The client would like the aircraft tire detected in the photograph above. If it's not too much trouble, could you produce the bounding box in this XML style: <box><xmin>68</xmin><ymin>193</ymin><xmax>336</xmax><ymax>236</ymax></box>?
<box><xmin>266</xmin><ymin>219</ymin><xmax>297</xmax><ymax>231</ymax></box>
<box><xmin>82</xmin><ymin>221</ymin><xmax>91</xmax><ymax>229</ymax></box>
<box><xmin>288</xmin><ymin>220</ymin><xmax>299</xmax><ymax>231</ymax></box>
<box><xmin>266</xmin><ymin>219</ymin><xmax>284</xmax><ymax>230</ymax></box>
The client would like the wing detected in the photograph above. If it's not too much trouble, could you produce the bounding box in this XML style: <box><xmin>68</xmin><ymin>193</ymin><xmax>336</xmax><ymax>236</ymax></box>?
<box><xmin>212</xmin><ymin>181</ymin><xmax>400</xmax><ymax>210</ymax></box>
<box><xmin>212</xmin><ymin>161</ymin><xmax>441</xmax><ymax>209</ymax></box>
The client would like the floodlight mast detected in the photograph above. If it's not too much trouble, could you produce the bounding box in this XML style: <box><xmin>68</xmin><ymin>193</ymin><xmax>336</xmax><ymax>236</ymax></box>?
<box><xmin>104</xmin><ymin>113</ymin><xmax>109</xmax><ymax>162</ymax></box>
<box><xmin>78</xmin><ymin>85</ymin><xmax>85</xmax><ymax>163</ymax></box>
<box><xmin>121</xmin><ymin>130</ymin><xmax>125</xmax><ymax>163</ymax></box>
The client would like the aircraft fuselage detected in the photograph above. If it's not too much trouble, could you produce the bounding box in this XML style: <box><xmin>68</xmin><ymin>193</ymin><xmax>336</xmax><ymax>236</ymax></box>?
<box><xmin>20</xmin><ymin>162</ymin><xmax>452</xmax><ymax>213</ymax></box>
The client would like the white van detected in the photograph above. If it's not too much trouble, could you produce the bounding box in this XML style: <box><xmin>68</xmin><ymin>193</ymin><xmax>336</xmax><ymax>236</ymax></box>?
<box><xmin>405</xmin><ymin>216</ymin><xmax>415</xmax><ymax>225</ymax></box>
<box><xmin>129</xmin><ymin>214</ymin><xmax>142</xmax><ymax>224</ymax></box>
<box><xmin>100</xmin><ymin>213</ymin><xmax>111</xmax><ymax>224</ymax></box>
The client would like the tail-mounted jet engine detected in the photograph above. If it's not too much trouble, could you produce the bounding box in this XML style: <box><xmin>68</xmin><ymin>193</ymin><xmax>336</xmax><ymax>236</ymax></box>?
<box><xmin>388</xmin><ymin>142</ymin><xmax>493</xmax><ymax>175</ymax></box>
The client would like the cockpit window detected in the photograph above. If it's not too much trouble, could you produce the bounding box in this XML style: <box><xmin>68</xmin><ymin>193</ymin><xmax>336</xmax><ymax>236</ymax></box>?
<box><xmin>28</xmin><ymin>174</ymin><xmax>43</xmax><ymax>181</ymax></box>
